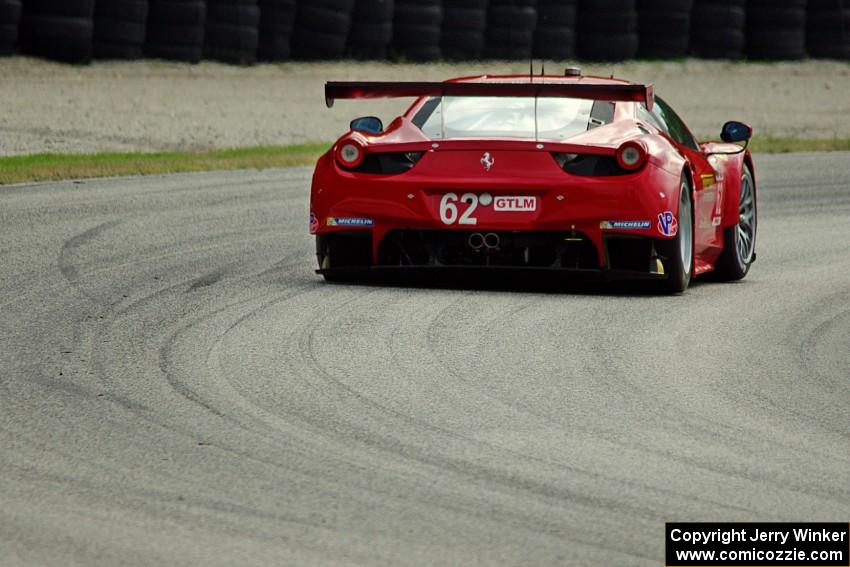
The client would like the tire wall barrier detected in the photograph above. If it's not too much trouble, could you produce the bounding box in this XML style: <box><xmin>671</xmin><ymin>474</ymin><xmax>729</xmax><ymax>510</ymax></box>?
<box><xmin>3</xmin><ymin>0</ymin><xmax>849</xmax><ymax>64</ymax></box>
<box><xmin>145</xmin><ymin>0</ymin><xmax>206</xmax><ymax>62</ymax></box>
<box><xmin>95</xmin><ymin>0</ymin><xmax>148</xmax><ymax>59</ymax></box>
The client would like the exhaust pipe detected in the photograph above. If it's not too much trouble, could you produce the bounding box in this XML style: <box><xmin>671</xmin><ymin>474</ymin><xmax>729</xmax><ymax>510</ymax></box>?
<box><xmin>468</xmin><ymin>232</ymin><xmax>485</xmax><ymax>250</ymax></box>
<box><xmin>484</xmin><ymin>232</ymin><xmax>500</xmax><ymax>249</ymax></box>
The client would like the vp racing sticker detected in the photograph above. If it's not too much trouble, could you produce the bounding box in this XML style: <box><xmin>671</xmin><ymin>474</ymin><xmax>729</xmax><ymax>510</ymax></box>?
<box><xmin>657</xmin><ymin>211</ymin><xmax>678</xmax><ymax>236</ymax></box>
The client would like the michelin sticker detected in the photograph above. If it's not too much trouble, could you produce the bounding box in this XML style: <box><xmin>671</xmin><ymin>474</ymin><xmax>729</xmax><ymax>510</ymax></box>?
<box><xmin>657</xmin><ymin>211</ymin><xmax>678</xmax><ymax>236</ymax></box>
<box><xmin>600</xmin><ymin>220</ymin><xmax>651</xmax><ymax>230</ymax></box>
<box><xmin>327</xmin><ymin>217</ymin><xmax>374</xmax><ymax>227</ymax></box>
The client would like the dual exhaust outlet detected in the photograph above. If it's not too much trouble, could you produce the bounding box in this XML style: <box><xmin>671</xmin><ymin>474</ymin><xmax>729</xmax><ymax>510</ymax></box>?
<box><xmin>467</xmin><ymin>232</ymin><xmax>501</xmax><ymax>250</ymax></box>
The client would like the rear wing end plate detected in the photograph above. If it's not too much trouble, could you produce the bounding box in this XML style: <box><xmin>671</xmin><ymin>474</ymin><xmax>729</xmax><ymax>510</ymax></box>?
<box><xmin>325</xmin><ymin>81</ymin><xmax>654</xmax><ymax>110</ymax></box>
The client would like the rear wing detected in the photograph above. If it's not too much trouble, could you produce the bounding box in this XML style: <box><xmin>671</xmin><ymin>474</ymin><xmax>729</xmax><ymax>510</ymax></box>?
<box><xmin>325</xmin><ymin>81</ymin><xmax>654</xmax><ymax>110</ymax></box>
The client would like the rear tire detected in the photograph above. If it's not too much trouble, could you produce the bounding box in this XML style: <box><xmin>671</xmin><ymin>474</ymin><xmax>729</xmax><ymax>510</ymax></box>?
<box><xmin>657</xmin><ymin>175</ymin><xmax>694</xmax><ymax>293</ymax></box>
<box><xmin>715</xmin><ymin>165</ymin><xmax>757</xmax><ymax>281</ymax></box>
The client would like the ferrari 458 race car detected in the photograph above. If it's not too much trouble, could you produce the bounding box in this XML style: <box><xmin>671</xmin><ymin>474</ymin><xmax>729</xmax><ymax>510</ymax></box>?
<box><xmin>309</xmin><ymin>69</ymin><xmax>757</xmax><ymax>292</ymax></box>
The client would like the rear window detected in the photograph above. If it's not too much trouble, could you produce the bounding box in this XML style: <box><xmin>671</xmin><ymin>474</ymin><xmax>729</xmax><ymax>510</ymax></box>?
<box><xmin>414</xmin><ymin>96</ymin><xmax>599</xmax><ymax>141</ymax></box>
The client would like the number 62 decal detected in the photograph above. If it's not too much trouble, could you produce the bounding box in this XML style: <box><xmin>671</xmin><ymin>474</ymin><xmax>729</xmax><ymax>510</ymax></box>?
<box><xmin>439</xmin><ymin>192</ymin><xmax>478</xmax><ymax>225</ymax></box>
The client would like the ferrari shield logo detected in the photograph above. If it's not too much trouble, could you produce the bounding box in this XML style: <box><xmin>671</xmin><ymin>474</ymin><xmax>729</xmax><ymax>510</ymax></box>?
<box><xmin>480</xmin><ymin>152</ymin><xmax>494</xmax><ymax>171</ymax></box>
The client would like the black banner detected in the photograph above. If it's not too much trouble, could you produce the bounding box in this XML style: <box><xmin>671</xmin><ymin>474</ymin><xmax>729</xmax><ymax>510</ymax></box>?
<box><xmin>666</xmin><ymin>523</ymin><xmax>849</xmax><ymax>566</ymax></box>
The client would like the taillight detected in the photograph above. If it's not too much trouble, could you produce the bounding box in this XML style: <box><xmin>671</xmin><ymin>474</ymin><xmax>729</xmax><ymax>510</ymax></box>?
<box><xmin>335</xmin><ymin>140</ymin><xmax>364</xmax><ymax>168</ymax></box>
<box><xmin>615</xmin><ymin>141</ymin><xmax>648</xmax><ymax>171</ymax></box>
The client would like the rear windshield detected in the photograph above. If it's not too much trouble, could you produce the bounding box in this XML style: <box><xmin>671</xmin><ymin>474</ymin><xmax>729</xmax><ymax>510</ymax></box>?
<box><xmin>413</xmin><ymin>96</ymin><xmax>606</xmax><ymax>141</ymax></box>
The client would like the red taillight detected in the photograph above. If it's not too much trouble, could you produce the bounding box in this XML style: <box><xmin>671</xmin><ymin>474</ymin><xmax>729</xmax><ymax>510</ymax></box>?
<box><xmin>615</xmin><ymin>141</ymin><xmax>648</xmax><ymax>171</ymax></box>
<box><xmin>335</xmin><ymin>140</ymin><xmax>364</xmax><ymax>168</ymax></box>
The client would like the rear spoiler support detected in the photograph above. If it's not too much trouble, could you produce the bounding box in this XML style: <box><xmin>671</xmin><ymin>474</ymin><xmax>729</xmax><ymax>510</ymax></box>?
<box><xmin>325</xmin><ymin>81</ymin><xmax>654</xmax><ymax>110</ymax></box>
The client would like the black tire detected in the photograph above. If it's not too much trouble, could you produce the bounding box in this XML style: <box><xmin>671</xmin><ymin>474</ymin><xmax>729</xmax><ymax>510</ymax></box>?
<box><xmin>747</xmin><ymin>30</ymin><xmax>806</xmax><ymax>60</ymax></box>
<box><xmin>20</xmin><ymin>14</ymin><xmax>93</xmax><ymax>63</ymax></box>
<box><xmin>147</xmin><ymin>0</ymin><xmax>205</xmax><ymax>26</ymax></box>
<box><xmin>582</xmin><ymin>0</ymin><xmax>635</xmax><ymax>10</ymax></box>
<box><xmin>0</xmin><ymin>25</ymin><xmax>17</xmax><ymax>54</ymax></box>
<box><xmin>0</xmin><ymin>0</ymin><xmax>21</xmax><ymax>54</ymax></box>
<box><xmin>0</xmin><ymin>0</ymin><xmax>22</xmax><ymax>23</ymax></box>
<box><xmin>95</xmin><ymin>0</ymin><xmax>148</xmax><ymax>23</ymax></box>
<box><xmin>146</xmin><ymin>23</ymin><xmax>203</xmax><ymax>46</ymax></box>
<box><xmin>442</xmin><ymin>7</ymin><xmax>486</xmax><ymax>32</ymax></box>
<box><xmin>537</xmin><ymin>1</ymin><xmax>578</xmax><ymax>27</ymax></box>
<box><xmin>394</xmin><ymin>2</ymin><xmax>441</xmax><ymax>26</ymax></box>
<box><xmin>93</xmin><ymin>40</ymin><xmax>144</xmax><ymax>58</ymax></box>
<box><xmin>690</xmin><ymin>1</ymin><xmax>746</xmax><ymax>59</ymax></box>
<box><xmin>715</xmin><ymin>165</ymin><xmax>757</xmax><ymax>281</ymax></box>
<box><xmin>295</xmin><ymin>3</ymin><xmax>350</xmax><ymax>34</ymax></box>
<box><xmin>488</xmin><ymin>5</ymin><xmax>537</xmax><ymax>28</ymax></box>
<box><xmin>346</xmin><ymin>44</ymin><xmax>388</xmax><ymax>59</ymax></box>
<box><xmin>392</xmin><ymin>2</ymin><xmax>441</xmax><ymax>59</ymax></box>
<box><xmin>533</xmin><ymin>26</ymin><xmax>575</xmax><ymax>59</ymax></box>
<box><xmin>639</xmin><ymin>35</ymin><xmax>689</xmax><ymax>58</ymax></box>
<box><xmin>206</xmin><ymin>4</ymin><xmax>260</xmax><ymax>27</ymax></box>
<box><xmin>205</xmin><ymin>22</ymin><xmax>258</xmax><ymax>50</ymax></box>
<box><xmin>204</xmin><ymin>44</ymin><xmax>257</xmax><ymax>64</ymax></box>
<box><xmin>657</xmin><ymin>174</ymin><xmax>694</xmax><ymax>293</ymax></box>
<box><xmin>441</xmin><ymin>29</ymin><xmax>485</xmax><ymax>60</ymax></box>
<box><xmin>746</xmin><ymin>3</ymin><xmax>806</xmax><ymax>60</ymax></box>
<box><xmin>306</xmin><ymin>0</ymin><xmax>355</xmax><ymax>10</ymax></box>
<box><xmin>144</xmin><ymin>42</ymin><xmax>202</xmax><ymax>62</ymax></box>
<box><xmin>579</xmin><ymin>10</ymin><xmax>637</xmax><ymax>33</ymax></box>
<box><xmin>691</xmin><ymin>3</ymin><xmax>744</xmax><ymax>27</ymax></box>
<box><xmin>352</xmin><ymin>0</ymin><xmax>393</xmax><ymax>21</ymax></box>
<box><xmin>485</xmin><ymin>1</ymin><xmax>536</xmax><ymax>60</ymax></box>
<box><xmin>94</xmin><ymin>18</ymin><xmax>147</xmax><ymax>44</ymax></box>
<box><xmin>395</xmin><ymin>23</ymin><xmax>442</xmax><ymax>47</ymax></box>
<box><xmin>257</xmin><ymin>0</ymin><xmax>296</xmax><ymax>61</ymax></box>
<box><xmin>348</xmin><ymin>21</ymin><xmax>392</xmax><ymax>46</ymax></box>
<box><xmin>578</xmin><ymin>32</ymin><xmax>638</xmax><ymax>60</ymax></box>
<box><xmin>22</xmin><ymin>0</ymin><xmax>94</xmax><ymax>18</ymax></box>
<box><xmin>291</xmin><ymin>27</ymin><xmax>347</xmax><ymax>58</ymax></box>
<box><xmin>638</xmin><ymin>0</ymin><xmax>692</xmax><ymax>10</ymax></box>
<box><xmin>807</xmin><ymin>6</ymin><xmax>850</xmax><ymax>59</ymax></box>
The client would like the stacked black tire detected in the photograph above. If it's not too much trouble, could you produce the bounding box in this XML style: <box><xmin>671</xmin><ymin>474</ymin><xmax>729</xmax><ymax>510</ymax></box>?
<box><xmin>347</xmin><ymin>0</ymin><xmax>393</xmax><ymax>59</ymax></box>
<box><xmin>204</xmin><ymin>0</ymin><xmax>259</xmax><ymax>64</ymax></box>
<box><xmin>0</xmin><ymin>0</ymin><xmax>21</xmax><ymax>55</ymax></box>
<box><xmin>145</xmin><ymin>0</ymin><xmax>206</xmax><ymax>62</ymax></box>
<box><xmin>577</xmin><ymin>0</ymin><xmax>638</xmax><ymax>61</ymax></box>
<box><xmin>638</xmin><ymin>0</ymin><xmax>692</xmax><ymax>58</ymax></box>
<box><xmin>20</xmin><ymin>0</ymin><xmax>95</xmax><ymax>63</ymax></box>
<box><xmin>534</xmin><ymin>0</ymin><xmax>577</xmax><ymax>59</ymax></box>
<box><xmin>441</xmin><ymin>0</ymin><xmax>488</xmax><ymax>61</ymax></box>
<box><xmin>746</xmin><ymin>0</ymin><xmax>806</xmax><ymax>60</ymax></box>
<box><xmin>485</xmin><ymin>0</ymin><xmax>537</xmax><ymax>60</ymax></box>
<box><xmin>808</xmin><ymin>0</ymin><xmax>850</xmax><ymax>59</ymax></box>
<box><xmin>392</xmin><ymin>0</ymin><xmax>441</xmax><ymax>61</ymax></box>
<box><xmin>291</xmin><ymin>0</ymin><xmax>354</xmax><ymax>59</ymax></box>
<box><xmin>257</xmin><ymin>0</ymin><xmax>295</xmax><ymax>60</ymax></box>
<box><xmin>690</xmin><ymin>0</ymin><xmax>746</xmax><ymax>59</ymax></box>
<box><xmin>94</xmin><ymin>0</ymin><xmax>149</xmax><ymax>59</ymax></box>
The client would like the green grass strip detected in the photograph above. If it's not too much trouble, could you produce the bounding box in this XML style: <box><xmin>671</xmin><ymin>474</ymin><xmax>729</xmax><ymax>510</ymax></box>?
<box><xmin>1</xmin><ymin>138</ymin><xmax>849</xmax><ymax>185</ymax></box>
<box><xmin>0</xmin><ymin>143</ymin><xmax>330</xmax><ymax>185</ymax></box>
<box><xmin>746</xmin><ymin>136</ymin><xmax>850</xmax><ymax>153</ymax></box>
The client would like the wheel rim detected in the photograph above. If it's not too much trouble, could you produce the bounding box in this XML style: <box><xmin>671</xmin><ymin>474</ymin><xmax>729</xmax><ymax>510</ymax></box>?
<box><xmin>679</xmin><ymin>180</ymin><xmax>693</xmax><ymax>275</ymax></box>
<box><xmin>737</xmin><ymin>173</ymin><xmax>756</xmax><ymax>263</ymax></box>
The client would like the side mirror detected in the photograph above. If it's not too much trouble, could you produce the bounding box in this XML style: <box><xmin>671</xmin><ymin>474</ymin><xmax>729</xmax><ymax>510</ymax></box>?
<box><xmin>720</xmin><ymin>121</ymin><xmax>752</xmax><ymax>143</ymax></box>
<box><xmin>350</xmin><ymin>116</ymin><xmax>383</xmax><ymax>135</ymax></box>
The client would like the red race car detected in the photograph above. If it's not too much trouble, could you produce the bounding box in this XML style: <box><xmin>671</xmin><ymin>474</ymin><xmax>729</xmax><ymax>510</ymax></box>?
<box><xmin>309</xmin><ymin>70</ymin><xmax>757</xmax><ymax>292</ymax></box>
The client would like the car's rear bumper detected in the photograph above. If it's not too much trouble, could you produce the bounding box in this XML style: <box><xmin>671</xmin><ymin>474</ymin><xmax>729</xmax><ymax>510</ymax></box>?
<box><xmin>317</xmin><ymin>265</ymin><xmax>667</xmax><ymax>282</ymax></box>
<box><xmin>315</xmin><ymin>229</ymin><xmax>672</xmax><ymax>281</ymax></box>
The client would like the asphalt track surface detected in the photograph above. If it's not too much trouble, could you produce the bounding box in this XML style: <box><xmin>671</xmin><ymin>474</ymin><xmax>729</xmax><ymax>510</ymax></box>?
<box><xmin>1</xmin><ymin>153</ymin><xmax>848</xmax><ymax>566</ymax></box>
